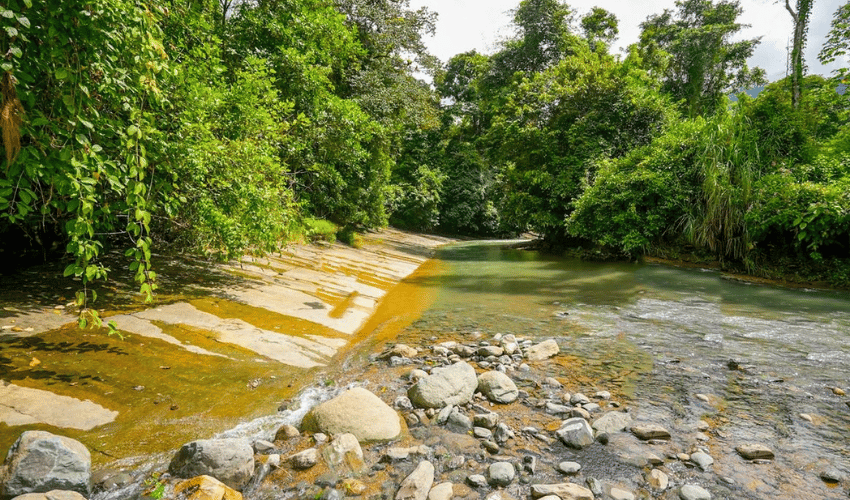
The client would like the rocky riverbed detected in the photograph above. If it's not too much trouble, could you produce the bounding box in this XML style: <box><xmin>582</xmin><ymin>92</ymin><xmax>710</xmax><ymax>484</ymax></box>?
<box><xmin>2</xmin><ymin>328</ymin><xmax>846</xmax><ymax>500</ymax></box>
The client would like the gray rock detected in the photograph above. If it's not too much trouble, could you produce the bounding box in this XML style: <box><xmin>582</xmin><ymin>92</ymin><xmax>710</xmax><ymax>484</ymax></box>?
<box><xmin>289</xmin><ymin>448</ymin><xmax>319</xmax><ymax>470</ymax></box>
<box><xmin>408</xmin><ymin>362</ymin><xmax>478</xmax><ymax>409</ymax></box>
<box><xmin>631</xmin><ymin>424</ymin><xmax>671</xmax><ymax>441</ymax></box>
<box><xmin>487</xmin><ymin>462</ymin><xmax>515</xmax><ymax>487</ymax></box>
<box><xmin>169</xmin><ymin>438</ymin><xmax>254</xmax><ymax>490</ymax></box>
<box><xmin>493</xmin><ymin>423</ymin><xmax>515</xmax><ymax>444</ymax></box>
<box><xmin>820</xmin><ymin>466</ymin><xmax>847</xmax><ymax>483</ymax></box>
<box><xmin>466</xmin><ymin>474</ymin><xmax>487</xmax><ymax>488</ymax></box>
<box><xmin>555</xmin><ymin>418</ymin><xmax>594</xmax><ymax>449</ymax></box>
<box><xmin>690</xmin><ymin>451</ymin><xmax>714</xmax><ymax>470</ymax></box>
<box><xmin>253</xmin><ymin>440</ymin><xmax>276</xmax><ymax>454</ymax></box>
<box><xmin>586</xmin><ymin>478</ymin><xmax>603</xmax><ymax>497</ymax></box>
<box><xmin>396</xmin><ymin>461</ymin><xmax>435</xmax><ymax>500</ymax></box>
<box><xmin>482</xmin><ymin>440</ymin><xmax>500</xmax><ymax>454</ymax></box>
<box><xmin>477</xmin><ymin>371</ymin><xmax>519</xmax><ymax>404</ymax></box>
<box><xmin>301</xmin><ymin>387</ymin><xmax>401</xmax><ymax>442</ymax></box>
<box><xmin>569</xmin><ymin>393</ymin><xmax>590</xmax><ymax>405</ymax></box>
<box><xmin>557</xmin><ymin>462</ymin><xmax>581</xmax><ymax>474</ymax></box>
<box><xmin>530</xmin><ymin>483</ymin><xmax>594</xmax><ymax>500</ymax></box>
<box><xmin>592</xmin><ymin>411</ymin><xmax>631</xmax><ymax>434</ymax></box>
<box><xmin>525</xmin><ymin>340</ymin><xmax>560</xmax><ymax>361</ymax></box>
<box><xmin>452</xmin><ymin>345</ymin><xmax>476</xmax><ymax>358</ymax></box>
<box><xmin>2</xmin><ymin>431</ymin><xmax>92</xmax><ymax>498</ymax></box>
<box><xmin>10</xmin><ymin>492</ymin><xmax>88</xmax><ymax>500</ymax></box>
<box><xmin>395</xmin><ymin>396</ymin><xmax>414</xmax><ymax>411</ymax></box>
<box><xmin>428</xmin><ymin>482</ymin><xmax>454</xmax><ymax>500</ymax></box>
<box><xmin>735</xmin><ymin>443</ymin><xmax>774</xmax><ymax>460</ymax></box>
<box><xmin>478</xmin><ymin>346</ymin><xmax>505</xmax><ymax>357</ymax></box>
<box><xmin>473</xmin><ymin>427</ymin><xmax>493</xmax><ymax>440</ymax></box>
<box><xmin>545</xmin><ymin>402</ymin><xmax>572</xmax><ymax>415</ymax></box>
<box><xmin>324</xmin><ymin>433</ymin><xmax>364</xmax><ymax>473</ymax></box>
<box><xmin>274</xmin><ymin>424</ymin><xmax>301</xmax><ymax>441</ymax></box>
<box><xmin>544</xmin><ymin>377</ymin><xmax>563</xmax><ymax>388</ymax></box>
<box><xmin>473</xmin><ymin>413</ymin><xmax>499</xmax><ymax>429</ymax></box>
<box><xmin>679</xmin><ymin>484</ymin><xmax>711</xmax><ymax>500</ymax></box>
<box><xmin>436</xmin><ymin>405</ymin><xmax>455</xmax><ymax>425</ymax></box>
<box><xmin>595</xmin><ymin>391</ymin><xmax>611</xmax><ymax>400</ymax></box>
<box><xmin>446</xmin><ymin>408</ymin><xmax>473</xmax><ymax>434</ymax></box>
<box><xmin>569</xmin><ymin>407</ymin><xmax>591</xmax><ymax>420</ymax></box>
<box><xmin>582</xmin><ymin>403</ymin><xmax>600</xmax><ymax>413</ymax></box>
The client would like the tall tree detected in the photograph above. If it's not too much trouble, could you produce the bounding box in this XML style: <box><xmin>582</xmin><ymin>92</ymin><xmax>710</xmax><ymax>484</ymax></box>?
<box><xmin>783</xmin><ymin>0</ymin><xmax>814</xmax><ymax>108</ymax></box>
<box><xmin>819</xmin><ymin>1</ymin><xmax>850</xmax><ymax>81</ymax></box>
<box><xmin>581</xmin><ymin>7</ymin><xmax>619</xmax><ymax>53</ymax></box>
<box><xmin>638</xmin><ymin>0</ymin><xmax>766</xmax><ymax>117</ymax></box>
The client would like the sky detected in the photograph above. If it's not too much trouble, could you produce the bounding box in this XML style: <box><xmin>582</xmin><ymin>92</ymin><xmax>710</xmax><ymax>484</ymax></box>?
<box><xmin>409</xmin><ymin>0</ymin><xmax>847</xmax><ymax>82</ymax></box>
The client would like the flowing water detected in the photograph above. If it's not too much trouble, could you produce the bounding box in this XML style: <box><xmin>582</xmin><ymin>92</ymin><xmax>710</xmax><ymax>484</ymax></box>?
<box><xmin>396</xmin><ymin>241</ymin><xmax>850</xmax><ymax>499</ymax></box>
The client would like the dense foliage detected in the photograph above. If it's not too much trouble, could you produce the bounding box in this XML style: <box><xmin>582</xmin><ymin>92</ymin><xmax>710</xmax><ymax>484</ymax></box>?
<box><xmin>1</xmin><ymin>0</ymin><xmax>849</xmax><ymax>326</ymax></box>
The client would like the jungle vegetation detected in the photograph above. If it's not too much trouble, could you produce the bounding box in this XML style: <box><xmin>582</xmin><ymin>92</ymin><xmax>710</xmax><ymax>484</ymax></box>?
<box><xmin>1</xmin><ymin>0</ymin><xmax>849</xmax><ymax>324</ymax></box>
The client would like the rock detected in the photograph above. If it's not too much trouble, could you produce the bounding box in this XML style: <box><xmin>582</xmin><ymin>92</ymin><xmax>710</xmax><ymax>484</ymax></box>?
<box><xmin>466</xmin><ymin>475</ymin><xmax>487</xmax><ymax>488</ymax></box>
<box><xmin>169</xmin><ymin>439</ymin><xmax>254</xmax><ymax>490</ymax></box>
<box><xmin>557</xmin><ymin>462</ymin><xmax>581</xmax><ymax>475</ymax></box>
<box><xmin>595</xmin><ymin>432</ymin><xmax>609</xmax><ymax>445</ymax></box>
<box><xmin>522</xmin><ymin>455</ymin><xmax>536</xmax><ymax>474</ymax></box>
<box><xmin>493</xmin><ymin>423</ymin><xmax>515</xmax><ymax>445</ymax></box>
<box><xmin>478</xmin><ymin>346</ymin><xmax>504</xmax><ymax>357</ymax></box>
<box><xmin>301</xmin><ymin>387</ymin><xmax>401</xmax><ymax>442</ymax></box>
<box><xmin>381</xmin><ymin>344</ymin><xmax>419</xmax><ymax>359</ymax></box>
<box><xmin>313</xmin><ymin>433</ymin><xmax>329</xmax><ymax>444</ymax></box>
<box><xmin>409</xmin><ymin>370</ymin><xmax>429</xmax><ymax>382</ymax></box>
<box><xmin>324</xmin><ymin>433</ymin><xmax>364</xmax><ymax>473</ymax></box>
<box><xmin>477</xmin><ymin>371</ymin><xmax>519</xmax><ymax>404</ymax></box>
<box><xmin>831</xmin><ymin>386</ymin><xmax>845</xmax><ymax>396</ymax></box>
<box><xmin>172</xmin><ymin>475</ymin><xmax>243</xmax><ymax>500</ymax></box>
<box><xmin>569</xmin><ymin>393</ymin><xmax>590</xmax><ymax>405</ymax></box>
<box><xmin>473</xmin><ymin>413</ymin><xmax>499</xmax><ymax>429</ymax></box>
<box><xmin>582</xmin><ymin>403</ymin><xmax>600</xmax><ymax>413</ymax></box>
<box><xmin>408</xmin><ymin>362</ymin><xmax>478</xmax><ymax>409</ymax></box>
<box><xmin>648</xmin><ymin>469</ymin><xmax>668</xmax><ymax>490</ymax></box>
<box><xmin>630</xmin><ymin>424</ymin><xmax>671</xmax><ymax>441</ymax></box>
<box><xmin>482</xmin><ymin>440</ymin><xmax>500</xmax><ymax>454</ymax></box>
<box><xmin>735</xmin><ymin>444</ymin><xmax>775</xmax><ymax>460</ymax></box>
<box><xmin>690</xmin><ymin>451</ymin><xmax>714</xmax><ymax>470</ymax></box>
<box><xmin>10</xmin><ymin>492</ymin><xmax>89</xmax><ymax>500</ymax></box>
<box><xmin>543</xmin><ymin>377</ymin><xmax>562</xmax><ymax>388</ymax></box>
<box><xmin>395</xmin><ymin>396</ymin><xmax>414</xmax><ymax>411</ymax></box>
<box><xmin>569</xmin><ymin>407</ymin><xmax>591</xmax><ymax>420</ymax></box>
<box><xmin>396</xmin><ymin>461</ymin><xmax>435</xmax><ymax>500</ymax></box>
<box><xmin>679</xmin><ymin>484</ymin><xmax>711</xmax><ymax>500</ymax></box>
<box><xmin>342</xmin><ymin>479</ymin><xmax>367</xmax><ymax>496</ymax></box>
<box><xmin>288</xmin><ymin>448</ymin><xmax>319</xmax><ymax>470</ymax></box>
<box><xmin>819</xmin><ymin>467</ymin><xmax>846</xmax><ymax>483</ymax></box>
<box><xmin>525</xmin><ymin>340</ymin><xmax>559</xmax><ymax>362</ymax></box>
<box><xmin>530</xmin><ymin>483</ymin><xmax>594</xmax><ymax>500</ymax></box>
<box><xmin>555</xmin><ymin>418</ymin><xmax>594</xmax><ymax>449</ymax></box>
<box><xmin>545</xmin><ymin>402</ymin><xmax>571</xmax><ymax>415</ymax></box>
<box><xmin>91</xmin><ymin>469</ymin><xmax>133</xmax><ymax>491</ymax></box>
<box><xmin>252</xmin><ymin>440</ymin><xmax>276</xmax><ymax>454</ymax></box>
<box><xmin>1</xmin><ymin>431</ymin><xmax>92</xmax><ymax>498</ymax></box>
<box><xmin>447</xmin><ymin>408</ymin><xmax>473</xmax><ymax>434</ymax></box>
<box><xmin>591</xmin><ymin>411</ymin><xmax>631</xmax><ymax>434</ymax></box>
<box><xmin>473</xmin><ymin>427</ymin><xmax>493</xmax><ymax>440</ymax></box>
<box><xmin>486</xmin><ymin>462</ymin><xmax>515</xmax><ymax>487</ymax></box>
<box><xmin>609</xmin><ymin>487</ymin><xmax>634</xmax><ymax>500</ymax></box>
<box><xmin>595</xmin><ymin>391</ymin><xmax>611</xmax><ymax>400</ymax></box>
<box><xmin>274</xmin><ymin>424</ymin><xmax>300</xmax><ymax>441</ymax></box>
<box><xmin>645</xmin><ymin>453</ymin><xmax>664</xmax><ymax>466</ymax></box>
<box><xmin>585</xmin><ymin>478</ymin><xmax>603</xmax><ymax>497</ymax></box>
<box><xmin>428</xmin><ymin>482</ymin><xmax>453</xmax><ymax>500</ymax></box>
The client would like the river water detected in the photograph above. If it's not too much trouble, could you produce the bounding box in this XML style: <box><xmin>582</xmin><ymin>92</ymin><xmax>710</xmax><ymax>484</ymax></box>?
<box><xmin>396</xmin><ymin>241</ymin><xmax>849</xmax><ymax>499</ymax></box>
<box><xmin>5</xmin><ymin>239</ymin><xmax>849</xmax><ymax>499</ymax></box>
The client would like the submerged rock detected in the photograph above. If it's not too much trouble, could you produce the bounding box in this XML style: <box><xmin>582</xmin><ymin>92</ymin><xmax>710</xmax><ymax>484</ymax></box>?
<box><xmin>2</xmin><ymin>431</ymin><xmax>92</xmax><ymax>498</ymax></box>
<box><xmin>169</xmin><ymin>439</ymin><xmax>254</xmax><ymax>490</ymax></box>
<box><xmin>301</xmin><ymin>387</ymin><xmax>401</xmax><ymax>441</ymax></box>
<box><xmin>408</xmin><ymin>362</ymin><xmax>478</xmax><ymax>408</ymax></box>
<box><xmin>591</xmin><ymin>411</ymin><xmax>631</xmax><ymax>434</ymax></box>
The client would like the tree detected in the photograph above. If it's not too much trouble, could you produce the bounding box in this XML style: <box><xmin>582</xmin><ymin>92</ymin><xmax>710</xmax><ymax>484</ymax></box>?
<box><xmin>819</xmin><ymin>1</ymin><xmax>850</xmax><ymax>81</ymax></box>
<box><xmin>638</xmin><ymin>0</ymin><xmax>766</xmax><ymax>117</ymax></box>
<box><xmin>782</xmin><ymin>0</ymin><xmax>814</xmax><ymax>108</ymax></box>
<box><xmin>581</xmin><ymin>7</ymin><xmax>619</xmax><ymax>53</ymax></box>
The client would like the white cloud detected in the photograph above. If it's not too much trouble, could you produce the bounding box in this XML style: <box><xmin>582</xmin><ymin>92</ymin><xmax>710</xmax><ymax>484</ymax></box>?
<box><xmin>411</xmin><ymin>0</ymin><xmax>847</xmax><ymax>81</ymax></box>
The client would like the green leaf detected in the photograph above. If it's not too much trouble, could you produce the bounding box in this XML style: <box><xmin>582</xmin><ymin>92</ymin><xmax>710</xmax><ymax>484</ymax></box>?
<box><xmin>9</xmin><ymin>46</ymin><xmax>22</xmax><ymax>58</ymax></box>
<box><xmin>23</xmin><ymin>0</ymin><xmax>32</xmax><ymax>8</ymax></box>
<box><xmin>5</xmin><ymin>26</ymin><xmax>18</xmax><ymax>37</ymax></box>
<box><xmin>63</xmin><ymin>264</ymin><xmax>77</xmax><ymax>277</ymax></box>
<box><xmin>55</xmin><ymin>68</ymin><xmax>68</xmax><ymax>80</ymax></box>
<box><xmin>1</xmin><ymin>62</ymin><xmax>12</xmax><ymax>72</ymax></box>
<box><xmin>1</xmin><ymin>10</ymin><xmax>13</xmax><ymax>19</ymax></box>
<box><xmin>17</xmin><ymin>15</ymin><xmax>29</xmax><ymax>28</ymax></box>
<box><xmin>75</xmin><ymin>134</ymin><xmax>90</xmax><ymax>146</ymax></box>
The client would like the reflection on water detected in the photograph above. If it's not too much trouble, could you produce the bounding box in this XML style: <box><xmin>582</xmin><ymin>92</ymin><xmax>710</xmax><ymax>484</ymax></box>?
<box><xmin>408</xmin><ymin>241</ymin><xmax>850</xmax><ymax>499</ymax></box>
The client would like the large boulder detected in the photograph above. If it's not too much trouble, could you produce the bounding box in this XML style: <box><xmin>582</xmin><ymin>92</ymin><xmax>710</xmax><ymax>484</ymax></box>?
<box><xmin>301</xmin><ymin>387</ymin><xmax>401</xmax><ymax>442</ymax></box>
<box><xmin>168</xmin><ymin>439</ymin><xmax>254</xmax><ymax>490</ymax></box>
<box><xmin>408</xmin><ymin>362</ymin><xmax>477</xmax><ymax>409</ymax></box>
<box><xmin>477</xmin><ymin>372</ymin><xmax>519</xmax><ymax>404</ymax></box>
<box><xmin>1</xmin><ymin>431</ymin><xmax>91</xmax><ymax>498</ymax></box>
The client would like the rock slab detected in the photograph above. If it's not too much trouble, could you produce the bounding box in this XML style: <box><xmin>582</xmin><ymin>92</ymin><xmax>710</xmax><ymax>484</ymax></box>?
<box><xmin>168</xmin><ymin>439</ymin><xmax>254</xmax><ymax>490</ymax></box>
<box><xmin>408</xmin><ymin>362</ymin><xmax>478</xmax><ymax>409</ymax></box>
<box><xmin>10</xmin><ymin>492</ymin><xmax>88</xmax><ymax>500</ymax></box>
<box><xmin>1</xmin><ymin>431</ymin><xmax>92</xmax><ymax>498</ymax></box>
<box><xmin>301</xmin><ymin>387</ymin><xmax>401</xmax><ymax>442</ymax></box>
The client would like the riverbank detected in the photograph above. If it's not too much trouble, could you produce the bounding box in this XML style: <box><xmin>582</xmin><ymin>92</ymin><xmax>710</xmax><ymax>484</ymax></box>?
<box><xmin>0</xmin><ymin>228</ymin><xmax>454</xmax><ymax>465</ymax></box>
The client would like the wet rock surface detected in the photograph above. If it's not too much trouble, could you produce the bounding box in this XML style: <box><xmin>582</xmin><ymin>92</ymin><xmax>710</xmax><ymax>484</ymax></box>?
<box><xmin>1</xmin><ymin>431</ymin><xmax>91</xmax><ymax>498</ymax></box>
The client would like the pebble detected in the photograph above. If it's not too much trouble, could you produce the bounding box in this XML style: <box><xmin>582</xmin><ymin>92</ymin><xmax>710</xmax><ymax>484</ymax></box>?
<box><xmin>735</xmin><ymin>443</ymin><xmax>775</xmax><ymax>460</ymax></box>
<box><xmin>695</xmin><ymin>393</ymin><xmax>710</xmax><ymax>403</ymax></box>
<box><xmin>474</xmin><ymin>413</ymin><xmax>499</xmax><ymax>429</ymax></box>
<box><xmin>696</xmin><ymin>421</ymin><xmax>710</xmax><ymax>431</ymax></box>
<box><xmin>467</xmin><ymin>474</ymin><xmax>487</xmax><ymax>488</ymax></box>
<box><xmin>487</xmin><ymin>462</ymin><xmax>515</xmax><ymax>487</ymax></box>
<box><xmin>595</xmin><ymin>391</ymin><xmax>611</xmax><ymax>400</ymax></box>
<box><xmin>609</xmin><ymin>487</ymin><xmax>635</xmax><ymax>500</ymax></box>
<box><xmin>473</xmin><ymin>427</ymin><xmax>493</xmax><ymax>440</ymax></box>
<box><xmin>819</xmin><ymin>466</ymin><xmax>847</xmax><ymax>483</ymax></box>
<box><xmin>631</xmin><ymin>424</ymin><xmax>671</xmax><ymax>441</ymax></box>
<box><xmin>690</xmin><ymin>451</ymin><xmax>714</xmax><ymax>470</ymax></box>
<box><xmin>831</xmin><ymin>387</ymin><xmax>845</xmax><ymax>396</ymax></box>
<box><xmin>648</xmin><ymin>469</ymin><xmax>668</xmax><ymax>490</ymax></box>
<box><xmin>799</xmin><ymin>413</ymin><xmax>813</xmax><ymax>423</ymax></box>
<box><xmin>645</xmin><ymin>453</ymin><xmax>663</xmax><ymax>466</ymax></box>
<box><xmin>570</xmin><ymin>393</ymin><xmax>590</xmax><ymax>405</ymax></box>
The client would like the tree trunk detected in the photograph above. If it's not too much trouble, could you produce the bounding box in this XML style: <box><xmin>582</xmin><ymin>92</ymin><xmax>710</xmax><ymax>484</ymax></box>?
<box><xmin>785</xmin><ymin>0</ymin><xmax>813</xmax><ymax>108</ymax></box>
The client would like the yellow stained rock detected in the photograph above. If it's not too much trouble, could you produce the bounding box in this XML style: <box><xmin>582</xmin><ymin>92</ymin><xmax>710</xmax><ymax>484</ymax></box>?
<box><xmin>174</xmin><ymin>475</ymin><xmax>243</xmax><ymax>500</ymax></box>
